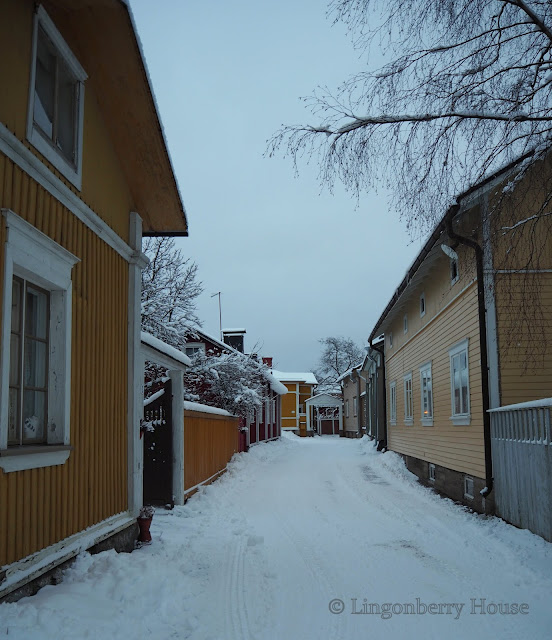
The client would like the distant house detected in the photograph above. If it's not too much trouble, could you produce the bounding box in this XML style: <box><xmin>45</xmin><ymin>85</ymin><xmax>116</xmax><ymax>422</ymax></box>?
<box><xmin>272</xmin><ymin>370</ymin><xmax>318</xmax><ymax>436</ymax></box>
<box><xmin>368</xmin><ymin>152</ymin><xmax>552</xmax><ymax>516</ymax></box>
<box><xmin>0</xmin><ymin>0</ymin><xmax>187</xmax><ymax>599</ymax></box>
<box><xmin>337</xmin><ymin>364</ymin><xmax>364</xmax><ymax>438</ymax></box>
<box><xmin>182</xmin><ymin>329</ymin><xmax>286</xmax><ymax>448</ymax></box>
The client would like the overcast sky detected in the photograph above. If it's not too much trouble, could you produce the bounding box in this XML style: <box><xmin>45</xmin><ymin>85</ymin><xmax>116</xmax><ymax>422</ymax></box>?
<box><xmin>130</xmin><ymin>0</ymin><xmax>424</xmax><ymax>372</ymax></box>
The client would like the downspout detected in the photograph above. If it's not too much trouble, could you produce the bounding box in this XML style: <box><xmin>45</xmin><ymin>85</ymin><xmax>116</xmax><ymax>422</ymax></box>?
<box><xmin>445</xmin><ymin>207</ymin><xmax>493</xmax><ymax>498</ymax></box>
<box><xmin>369</xmin><ymin>339</ymin><xmax>387</xmax><ymax>451</ymax></box>
<box><xmin>356</xmin><ymin>374</ymin><xmax>362</xmax><ymax>436</ymax></box>
<box><xmin>358</xmin><ymin>369</ymin><xmax>370</xmax><ymax>438</ymax></box>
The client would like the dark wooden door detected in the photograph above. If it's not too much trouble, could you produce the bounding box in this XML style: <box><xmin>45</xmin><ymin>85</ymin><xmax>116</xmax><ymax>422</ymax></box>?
<box><xmin>143</xmin><ymin>380</ymin><xmax>173</xmax><ymax>507</ymax></box>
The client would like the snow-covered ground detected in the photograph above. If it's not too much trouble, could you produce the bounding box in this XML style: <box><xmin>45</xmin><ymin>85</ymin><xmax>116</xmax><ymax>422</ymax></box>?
<box><xmin>2</xmin><ymin>433</ymin><xmax>552</xmax><ymax>639</ymax></box>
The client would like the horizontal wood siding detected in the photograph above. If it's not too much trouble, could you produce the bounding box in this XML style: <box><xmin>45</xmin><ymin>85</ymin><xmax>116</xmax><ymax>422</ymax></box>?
<box><xmin>386</xmin><ymin>282</ymin><xmax>486</xmax><ymax>478</ymax></box>
<box><xmin>0</xmin><ymin>155</ymin><xmax>128</xmax><ymax>567</ymax></box>
<box><xmin>183</xmin><ymin>410</ymin><xmax>239</xmax><ymax>492</ymax></box>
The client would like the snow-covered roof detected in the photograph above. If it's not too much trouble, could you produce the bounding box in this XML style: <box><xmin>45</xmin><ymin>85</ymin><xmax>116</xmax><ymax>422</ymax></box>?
<box><xmin>368</xmin><ymin>150</ymin><xmax>544</xmax><ymax>343</ymax></box>
<box><xmin>271</xmin><ymin>370</ymin><xmax>318</xmax><ymax>385</ymax></box>
<box><xmin>183</xmin><ymin>401</ymin><xmax>236</xmax><ymax>417</ymax></box>
<box><xmin>305</xmin><ymin>393</ymin><xmax>342</xmax><ymax>406</ymax></box>
<box><xmin>222</xmin><ymin>328</ymin><xmax>246</xmax><ymax>334</ymax></box>
<box><xmin>189</xmin><ymin>329</ymin><xmax>286</xmax><ymax>393</ymax></box>
<box><xmin>264</xmin><ymin>373</ymin><xmax>288</xmax><ymax>396</ymax></box>
<box><xmin>336</xmin><ymin>363</ymin><xmax>363</xmax><ymax>384</ymax></box>
<box><xmin>141</xmin><ymin>332</ymin><xmax>191</xmax><ymax>368</ymax></box>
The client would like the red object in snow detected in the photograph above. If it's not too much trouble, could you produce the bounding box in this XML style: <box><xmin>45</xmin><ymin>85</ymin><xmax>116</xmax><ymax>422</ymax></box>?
<box><xmin>137</xmin><ymin>517</ymin><xmax>153</xmax><ymax>544</ymax></box>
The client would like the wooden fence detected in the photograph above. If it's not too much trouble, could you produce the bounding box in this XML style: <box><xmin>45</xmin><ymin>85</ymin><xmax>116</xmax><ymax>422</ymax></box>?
<box><xmin>184</xmin><ymin>407</ymin><xmax>240</xmax><ymax>496</ymax></box>
<box><xmin>489</xmin><ymin>399</ymin><xmax>552</xmax><ymax>542</ymax></box>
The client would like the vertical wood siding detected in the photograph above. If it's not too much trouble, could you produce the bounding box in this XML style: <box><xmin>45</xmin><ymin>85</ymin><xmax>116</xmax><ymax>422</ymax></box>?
<box><xmin>183</xmin><ymin>410</ymin><xmax>239</xmax><ymax>492</ymax></box>
<box><xmin>0</xmin><ymin>156</ymin><xmax>129</xmax><ymax>567</ymax></box>
<box><xmin>385</xmin><ymin>281</ymin><xmax>486</xmax><ymax>479</ymax></box>
<box><xmin>496</xmin><ymin>273</ymin><xmax>552</xmax><ymax>405</ymax></box>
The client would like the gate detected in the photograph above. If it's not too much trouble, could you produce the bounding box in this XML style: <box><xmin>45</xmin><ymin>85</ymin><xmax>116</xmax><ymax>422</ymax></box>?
<box><xmin>143</xmin><ymin>379</ymin><xmax>173</xmax><ymax>507</ymax></box>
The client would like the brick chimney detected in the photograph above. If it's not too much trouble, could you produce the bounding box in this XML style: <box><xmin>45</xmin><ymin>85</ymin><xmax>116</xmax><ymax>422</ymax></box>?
<box><xmin>262</xmin><ymin>357</ymin><xmax>273</xmax><ymax>368</ymax></box>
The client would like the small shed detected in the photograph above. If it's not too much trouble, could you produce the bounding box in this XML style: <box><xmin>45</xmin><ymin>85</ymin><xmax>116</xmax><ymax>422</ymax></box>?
<box><xmin>305</xmin><ymin>394</ymin><xmax>343</xmax><ymax>436</ymax></box>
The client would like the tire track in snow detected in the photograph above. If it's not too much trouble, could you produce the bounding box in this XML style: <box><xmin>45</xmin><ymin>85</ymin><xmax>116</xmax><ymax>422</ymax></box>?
<box><xmin>226</xmin><ymin>535</ymin><xmax>254</xmax><ymax>640</ymax></box>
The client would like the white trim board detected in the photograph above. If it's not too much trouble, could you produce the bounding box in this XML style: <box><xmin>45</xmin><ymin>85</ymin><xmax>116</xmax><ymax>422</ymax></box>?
<box><xmin>0</xmin><ymin>122</ymin><xmax>133</xmax><ymax>262</ymax></box>
<box><xmin>0</xmin><ymin>511</ymin><xmax>134</xmax><ymax>599</ymax></box>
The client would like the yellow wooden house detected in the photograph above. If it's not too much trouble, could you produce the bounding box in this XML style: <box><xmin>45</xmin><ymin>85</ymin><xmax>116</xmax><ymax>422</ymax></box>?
<box><xmin>368</xmin><ymin>152</ymin><xmax>552</xmax><ymax>515</ymax></box>
<box><xmin>0</xmin><ymin>0</ymin><xmax>188</xmax><ymax>599</ymax></box>
<box><xmin>271</xmin><ymin>370</ymin><xmax>317</xmax><ymax>436</ymax></box>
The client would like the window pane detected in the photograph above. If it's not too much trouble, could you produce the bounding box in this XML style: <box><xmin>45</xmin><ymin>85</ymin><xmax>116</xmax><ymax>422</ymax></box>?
<box><xmin>26</xmin><ymin>286</ymin><xmax>48</xmax><ymax>339</ymax></box>
<box><xmin>11</xmin><ymin>278</ymin><xmax>21</xmax><ymax>331</ymax></box>
<box><xmin>10</xmin><ymin>334</ymin><xmax>20</xmax><ymax>386</ymax></box>
<box><xmin>23</xmin><ymin>390</ymin><xmax>46</xmax><ymax>443</ymax></box>
<box><xmin>24</xmin><ymin>338</ymin><xmax>48</xmax><ymax>388</ymax></box>
<box><xmin>34</xmin><ymin>27</ymin><xmax>56</xmax><ymax>139</ymax></box>
<box><xmin>56</xmin><ymin>60</ymin><xmax>77</xmax><ymax>162</ymax></box>
<box><xmin>8</xmin><ymin>388</ymin><xmax>19</xmax><ymax>444</ymax></box>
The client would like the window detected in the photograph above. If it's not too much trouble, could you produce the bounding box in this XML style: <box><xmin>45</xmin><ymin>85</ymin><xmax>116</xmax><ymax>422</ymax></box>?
<box><xmin>403</xmin><ymin>314</ymin><xmax>408</xmax><ymax>334</ymax></box>
<box><xmin>345</xmin><ymin>399</ymin><xmax>350</xmax><ymax>418</ymax></box>
<box><xmin>9</xmin><ymin>278</ymin><xmax>50</xmax><ymax>445</ymax></box>
<box><xmin>449</xmin><ymin>339</ymin><xmax>470</xmax><ymax>425</ymax></box>
<box><xmin>184</xmin><ymin>343</ymin><xmax>205</xmax><ymax>358</ymax></box>
<box><xmin>389</xmin><ymin>381</ymin><xmax>396</xmax><ymax>425</ymax></box>
<box><xmin>0</xmin><ymin>211</ymin><xmax>79</xmax><ymax>472</ymax></box>
<box><xmin>27</xmin><ymin>5</ymin><xmax>87</xmax><ymax>189</ymax></box>
<box><xmin>403</xmin><ymin>373</ymin><xmax>413</xmax><ymax>423</ymax></box>
<box><xmin>428</xmin><ymin>463</ymin><xmax>436</xmax><ymax>483</ymax></box>
<box><xmin>420</xmin><ymin>292</ymin><xmax>426</xmax><ymax>317</ymax></box>
<box><xmin>353</xmin><ymin>397</ymin><xmax>358</xmax><ymax>417</ymax></box>
<box><xmin>450</xmin><ymin>257</ymin><xmax>459</xmax><ymax>284</ymax></box>
<box><xmin>419</xmin><ymin>362</ymin><xmax>433</xmax><ymax>426</ymax></box>
<box><xmin>388</xmin><ymin>332</ymin><xmax>393</xmax><ymax>348</ymax></box>
<box><xmin>464</xmin><ymin>475</ymin><xmax>474</xmax><ymax>500</ymax></box>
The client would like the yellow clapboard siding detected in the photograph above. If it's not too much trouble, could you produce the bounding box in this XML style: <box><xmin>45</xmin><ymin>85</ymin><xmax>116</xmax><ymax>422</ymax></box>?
<box><xmin>385</xmin><ymin>281</ymin><xmax>485</xmax><ymax>478</ymax></box>
<box><xmin>0</xmin><ymin>158</ymin><xmax>129</xmax><ymax>567</ymax></box>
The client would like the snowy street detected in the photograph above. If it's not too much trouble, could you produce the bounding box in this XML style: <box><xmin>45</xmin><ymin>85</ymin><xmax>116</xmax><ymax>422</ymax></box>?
<box><xmin>2</xmin><ymin>433</ymin><xmax>552</xmax><ymax>639</ymax></box>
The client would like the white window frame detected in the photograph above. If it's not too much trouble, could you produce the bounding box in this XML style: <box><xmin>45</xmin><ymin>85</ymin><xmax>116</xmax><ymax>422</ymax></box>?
<box><xmin>403</xmin><ymin>314</ymin><xmax>408</xmax><ymax>334</ymax></box>
<box><xmin>345</xmin><ymin>399</ymin><xmax>350</xmax><ymax>418</ymax></box>
<box><xmin>388</xmin><ymin>332</ymin><xmax>393</xmax><ymax>348</ymax></box>
<box><xmin>26</xmin><ymin>5</ymin><xmax>87</xmax><ymax>190</ymax></box>
<box><xmin>420</xmin><ymin>292</ymin><xmax>426</xmax><ymax>317</ymax></box>
<box><xmin>419</xmin><ymin>362</ymin><xmax>433</xmax><ymax>426</ymax></box>
<box><xmin>184</xmin><ymin>342</ymin><xmax>206</xmax><ymax>358</ymax></box>
<box><xmin>428</xmin><ymin>463</ymin><xmax>436</xmax><ymax>483</ymax></box>
<box><xmin>389</xmin><ymin>381</ymin><xmax>397</xmax><ymax>425</ymax></box>
<box><xmin>464</xmin><ymin>475</ymin><xmax>474</xmax><ymax>500</ymax></box>
<box><xmin>0</xmin><ymin>210</ymin><xmax>79</xmax><ymax>472</ymax></box>
<box><xmin>353</xmin><ymin>396</ymin><xmax>358</xmax><ymax>417</ymax></box>
<box><xmin>403</xmin><ymin>372</ymin><xmax>413</xmax><ymax>424</ymax></box>
<box><xmin>449</xmin><ymin>338</ymin><xmax>470</xmax><ymax>425</ymax></box>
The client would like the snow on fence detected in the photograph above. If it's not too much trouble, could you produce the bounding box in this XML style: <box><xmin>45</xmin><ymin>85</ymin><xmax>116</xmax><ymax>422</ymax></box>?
<box><xmin>489</xmin><ymin>399</ymin><xmax>552</xmax><ymax>542</ymax></box>
<box><xmin>183</xmin><ymin>402</ymin><xmax>240</xmax><ymax>497</ymax></box>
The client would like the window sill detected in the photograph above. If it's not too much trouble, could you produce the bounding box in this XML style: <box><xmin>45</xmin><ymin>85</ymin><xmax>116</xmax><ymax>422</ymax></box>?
<box><xmin>421</xmin><ymin>418</ymin><xmax>434</xmax><ymax>427</ymax></box>
<box><xmin>451</xmin><ymin>415</ymin><xmax>470</xmax><ymax>426</ymax></box>
<box><xmin>389</xmin><ymin>420</ymin><xmax>397</xmax><ymax>426</ymax></box>
<box><xmin>0</xmin><ymin>445</ymin><xmax>72</xmax><ymax>473</ymax></box>
<box><xmin>404</xmin><ymin>419</ymin><xmax>414</xmax><ymax>426</ymax></box>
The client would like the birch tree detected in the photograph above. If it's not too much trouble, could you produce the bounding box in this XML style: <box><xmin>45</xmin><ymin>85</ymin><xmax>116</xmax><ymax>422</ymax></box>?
<box><xmin>141</xmin><ymin>237</ymin><xmax>203</xmax><ymax>350</ymax></box>
<box><xmin>269</xmin><ymin>0</ymin><xmax>552</xmax><ymax>233</ymax></box>
<box><xmin>315</xmin><ymin>336</ymin><xmax>364</xmax><ymax>393</ymax></box>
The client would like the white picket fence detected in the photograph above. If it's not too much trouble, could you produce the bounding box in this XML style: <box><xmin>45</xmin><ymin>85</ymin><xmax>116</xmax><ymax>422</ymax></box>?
<box><xmin>489</xmin><ymin>399</ymin><xmax>552</xmax><ymax>541</ymax></box>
